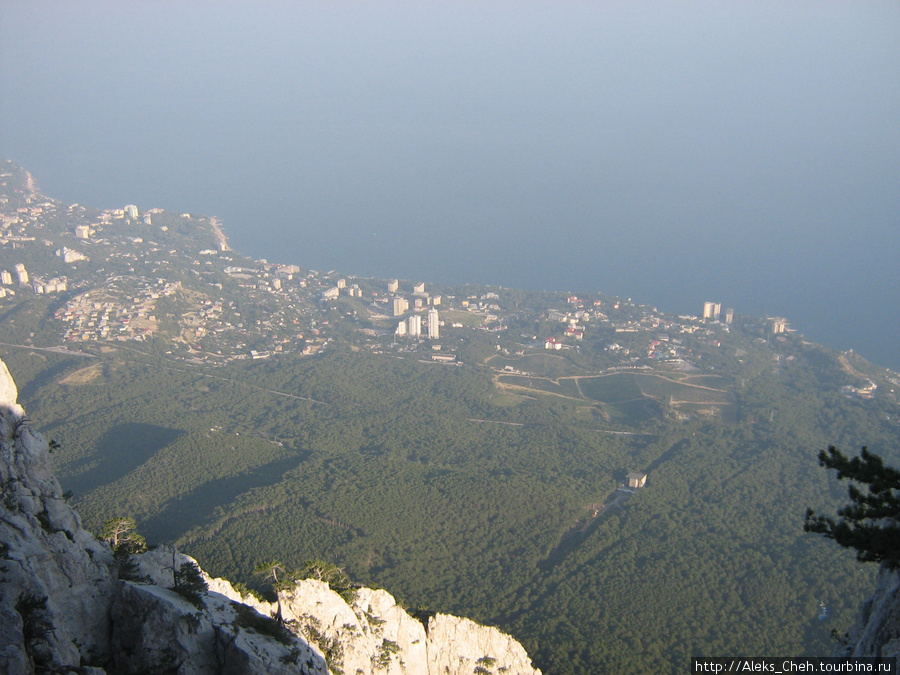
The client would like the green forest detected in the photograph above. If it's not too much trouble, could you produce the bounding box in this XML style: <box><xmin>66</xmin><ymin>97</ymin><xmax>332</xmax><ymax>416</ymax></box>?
<box><xmin>3</xmin><ymin>329</ymin><xmax>896</xmax><ymax>674</ymax></box>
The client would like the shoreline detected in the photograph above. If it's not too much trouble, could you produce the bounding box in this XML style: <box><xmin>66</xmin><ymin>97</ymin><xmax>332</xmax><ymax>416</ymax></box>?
<box><xmin>208</xmin><ymin>216</ymin><xmax>231</xmax><ymax>252</ymax></box>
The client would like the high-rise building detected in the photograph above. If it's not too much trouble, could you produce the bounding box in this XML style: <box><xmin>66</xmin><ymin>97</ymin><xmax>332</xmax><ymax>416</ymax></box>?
<box><xmin>336</xmin><ymin>279</ymin><xmax>346</xmax><ymax>289</ymax></box>
<box><xmin>75</xmin><ymin>224</ymin><xmax>90</xmax><ymax>239</ymax></box>
<box><xmin>413</xmin><ymin>282</ymin><xmax>426</xmax><ymax>295</ymax></box>
<box><xmin>408</xmin><ymin>314</ymin><xmax>421</xmax><ymax>337</ymax></box>
<box><xmin>124</xmin><ymin>204</ymin><xmax>139</xmax><ymax>220</ymax></box>
<box><xmin>703</xmin><ymin>301</ymin><xmax>721</xmax><ymax>320</ymax></box>
<box><xmin>0</xmin><ymin>270</ymin><xmax>11</xmax><ymax>285</ymax></box>
<box><xmin>393</xmin><ymin>297</ymin><xmax>409</xmax><ymax>316</ymax></box>
<box><xmin>387</xmin><ymin>279</ymin><xmax>399</xmax><ymax>293</ymax></box>
<box><xmin>427</xmin><ymin>308</ymin><xmax>440</xmax><ymax>339</ymax></box>
<box><xmin>395</xmin><ymin>321</ymin><xmax>407</xmax><ymax>336</ymax></box>
<box><xmin>724</xmin><ymin>308</ymin><xmax>734</xmax><ymax>325</ymax></box>
<box><xmin>14</xmin><ymin>264</ymin><xmax>28</xmax><ymax>286</ymax></box>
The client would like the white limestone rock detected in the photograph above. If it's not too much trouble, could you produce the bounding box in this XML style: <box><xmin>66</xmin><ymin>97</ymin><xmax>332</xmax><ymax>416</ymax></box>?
<box><xmin>427</xmin><ymin>613</ymin><xmax>542</xmax><ymax>675</ymax></box>
<box><xmin>110</xmin><ymin>582</ymin><xmax>327</xmax><ymax>674</ymax></box>
<box><xmin>279</xmin><ymin>579</ymin><xmax>428</xmax><ymax>675</ymax></box>
<box><xmin>278</xmin><ymin>579</ymin><xmax>540</xmax><ymax>675</ymax></box>
<box><xmin>205</xmin><ymin>572</ymin><xmax>277</xmax><ymax>618</ymax></box>
<box><xmin>0</xmin><ymin>359</ymin><xmax>115</xmax><ymax>673</ymax></box>
<box><xmin>0</xmin><ymin>356</ymin><xmax>24</xmax><ymax>431</ymax></box>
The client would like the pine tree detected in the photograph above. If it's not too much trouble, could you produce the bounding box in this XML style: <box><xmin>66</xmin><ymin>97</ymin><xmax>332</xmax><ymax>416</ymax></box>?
<box><xmin>173</xmin><ymin>560</ymin><xmax>208</xmax><ymax>607</ymax></box>
<box><xmin>804</xmin><ymin>446</ymin><xmax>900</xmax><ymax>568</ymax></box>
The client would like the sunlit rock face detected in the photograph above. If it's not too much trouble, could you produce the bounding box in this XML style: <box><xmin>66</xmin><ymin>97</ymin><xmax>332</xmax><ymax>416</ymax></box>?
<box><xmin>426</xmin><ymin>613</ymin><xmax>542</xmax><ymax>675</ymax></box>
<box><xmin>212</xmin><ymin>576</ymin><xmax>542</xmax><ymax>674</ymax></box>
<box><xmin>0</xmin><ymin>354</ymin><xmax>540</xmax><ymax>674</ymax></box>
<box><xmin>0</xmin><ymin>356</ymin><xmax>116</xmax><ymax>673</ymax></box>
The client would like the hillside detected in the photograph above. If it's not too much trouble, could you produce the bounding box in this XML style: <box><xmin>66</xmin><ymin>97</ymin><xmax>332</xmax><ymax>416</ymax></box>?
<box><xmin>0</xmin><ymin>354</ymin><xmax>541</xmax><ymax>674</ymax></box>
<box><xmin>2</xmin><ymin>161</ymin><xmax>900</xmax><ymax>672</ymax></box>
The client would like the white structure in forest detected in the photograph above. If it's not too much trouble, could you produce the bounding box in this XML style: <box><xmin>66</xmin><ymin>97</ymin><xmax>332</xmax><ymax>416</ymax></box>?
<box><xmin>626</xmin><ymin>472</ymin><xmax>647</xmax><ymax>489</ymax></box>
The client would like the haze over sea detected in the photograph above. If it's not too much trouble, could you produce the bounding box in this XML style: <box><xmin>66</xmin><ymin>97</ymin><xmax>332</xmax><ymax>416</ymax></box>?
<box><xmin>2</xmin><ymin>2</ymin><xmax>898</xmax><ymax>370</ymax></box>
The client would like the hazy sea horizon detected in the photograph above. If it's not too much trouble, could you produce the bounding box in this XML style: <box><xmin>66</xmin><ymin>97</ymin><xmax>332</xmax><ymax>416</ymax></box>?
<box><xmin>2</xmin><ymin>2</ymin><xmax>898</xmax><ymax>371</ymax></box>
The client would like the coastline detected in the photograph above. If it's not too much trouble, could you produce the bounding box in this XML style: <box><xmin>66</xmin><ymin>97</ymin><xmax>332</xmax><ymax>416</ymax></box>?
<box><xmin>208</xmin><ymin>216</ymin><xmax>231</xmax><ymax>252</ymax></box>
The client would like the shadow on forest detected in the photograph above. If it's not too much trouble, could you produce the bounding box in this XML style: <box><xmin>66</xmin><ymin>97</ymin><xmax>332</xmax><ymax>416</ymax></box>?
<box><xmin>140</xmin><ymin>456</ymin><xmax>304</xmax><ymax>543</ymax></box>
<box><xmin>17</xmin><ymin>359</ymin><xmax>80</xmax><ymax>404</ymax></box>
<box><xmin>63</xmin><ymin>423</ymin><xmax>185</xmax><ymax>495</ymax></box>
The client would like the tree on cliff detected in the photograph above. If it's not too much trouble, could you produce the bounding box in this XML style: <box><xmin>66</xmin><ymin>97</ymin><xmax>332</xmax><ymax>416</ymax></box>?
<box><xmin>255</xmin><ymin>560</ymin><xmax>287</xmax><ymax>623</ymax></box>
<box><xmin>805</xmin><ymin>446</ymin><xmax>900</xmax><ymax>568</ymax></box>
<box><xmin>101</xmin><ymin>517</ymin><xmax>147</xmax><ymax>580</ymax></box>
<box><xmin>173</xmin><ymin>560</ymin><xmax>208</xmax><ymax>608</ymax></box>
<box><xmin>101</xmin><ymin>517</ymin><xmax>146</xmax><ymax>554</ymax></box>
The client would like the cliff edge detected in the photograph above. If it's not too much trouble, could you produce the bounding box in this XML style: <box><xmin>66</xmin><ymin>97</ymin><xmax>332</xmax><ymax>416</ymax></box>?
<box><xmin>838</xmin><ymin>565</ymin><xmax>900</xmax><ymax>660</ymax></box>
<box><xmin>0</xmin><ymin>356</ymin><xmax>540</xmax><ymax>674</ymax></box>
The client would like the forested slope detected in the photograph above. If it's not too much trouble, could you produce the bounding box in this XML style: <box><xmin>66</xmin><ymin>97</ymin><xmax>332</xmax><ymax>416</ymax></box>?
<box><xmin>3</xmin><ymin>334</ymin><xmax>896</xmax><ymax>673</ymax></box>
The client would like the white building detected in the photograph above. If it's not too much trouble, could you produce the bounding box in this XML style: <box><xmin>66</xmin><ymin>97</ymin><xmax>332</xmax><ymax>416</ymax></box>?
<box><xmin>427</xmin><ymin>308</ymin><xmax>440</xmax><ymax>340</ymax></box>
<box><xmin>702</xmin><ymin>302</ymin><xmax>721</xmax><ymax>320</ymax></box>
<box><xmin>276</xmin><ymin>264</ymin><xmax>300</xmax><ymax>277</ymax></box>
<box><xmin>124</xmin><ymin>204</ymin><xmax>139</xmax><ymax>219</ymax></box>
<box><xmin>413</xmin><ymin>282</ymin><xmax>426</xmax><ymax>295</ymax></box>
<box><xmin>387</xmin><ymin>279</ymin><xmax>399</xmax><ymax>293</ymax></box>
<box><xmin>393</xmin><ymin>297</ymin><xmax>409</xmax><ymax>316</ymax></box>
<box><xmin>0</xmin><ymin>270</ymin><xmax>11</xmax><ymax>285</ymax></box>
<box><xmin>56</xmin><ymin>247</ymin><xmax>88</xmax><ymax>263</ymax></box>
<box><xmin>14</xmin><ymin>263</ymin><xmax>28</xmax><ymax>286</ymax></box>
<box><xmin>626</xmin><ymin>472</ymin><xmax>648</xmax><ymax>489</ymax></box>
<box><xmin>770</xmin><ymin>317</ymin><xmax>787</xmax><ymax>334</ymax></box>
<box><xmin>75</xmin><ymin>224</ymin><xmax>91</xmax><ymax>239</ymax></box>
<box><xmin>408</xmin><ymin>314</ymin><xmax>422</xmax><ymax>337</ymax></box>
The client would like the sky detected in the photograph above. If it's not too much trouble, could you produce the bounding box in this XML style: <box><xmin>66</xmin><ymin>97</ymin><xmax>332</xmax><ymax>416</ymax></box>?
<box><xmin>1</xmin><ymin>1</ymin><xmax>899</xmax><ymax>369</ymax></box>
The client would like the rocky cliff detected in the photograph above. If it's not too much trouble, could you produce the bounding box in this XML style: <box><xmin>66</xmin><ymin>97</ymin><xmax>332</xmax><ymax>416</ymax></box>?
<box><xmin>207</xmin><ymin>575</ymin><xmax>541</xmax><ymax>675</ymax></box>
<box><xmin>838</xmin><ymin>565</ymin><xmax>900</xmax><ymax>660</ymax></box>
<box><xmin>0</xmin><ymin>356</ymin><xmax>540</xmax><ymax>674</ymax></box>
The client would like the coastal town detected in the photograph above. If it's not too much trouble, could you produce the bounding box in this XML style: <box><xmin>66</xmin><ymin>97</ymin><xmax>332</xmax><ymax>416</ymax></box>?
<box><xmin>0</xmin><ymin>160</ymin><xmax>854</xmax><ymax>392</ymax></box>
